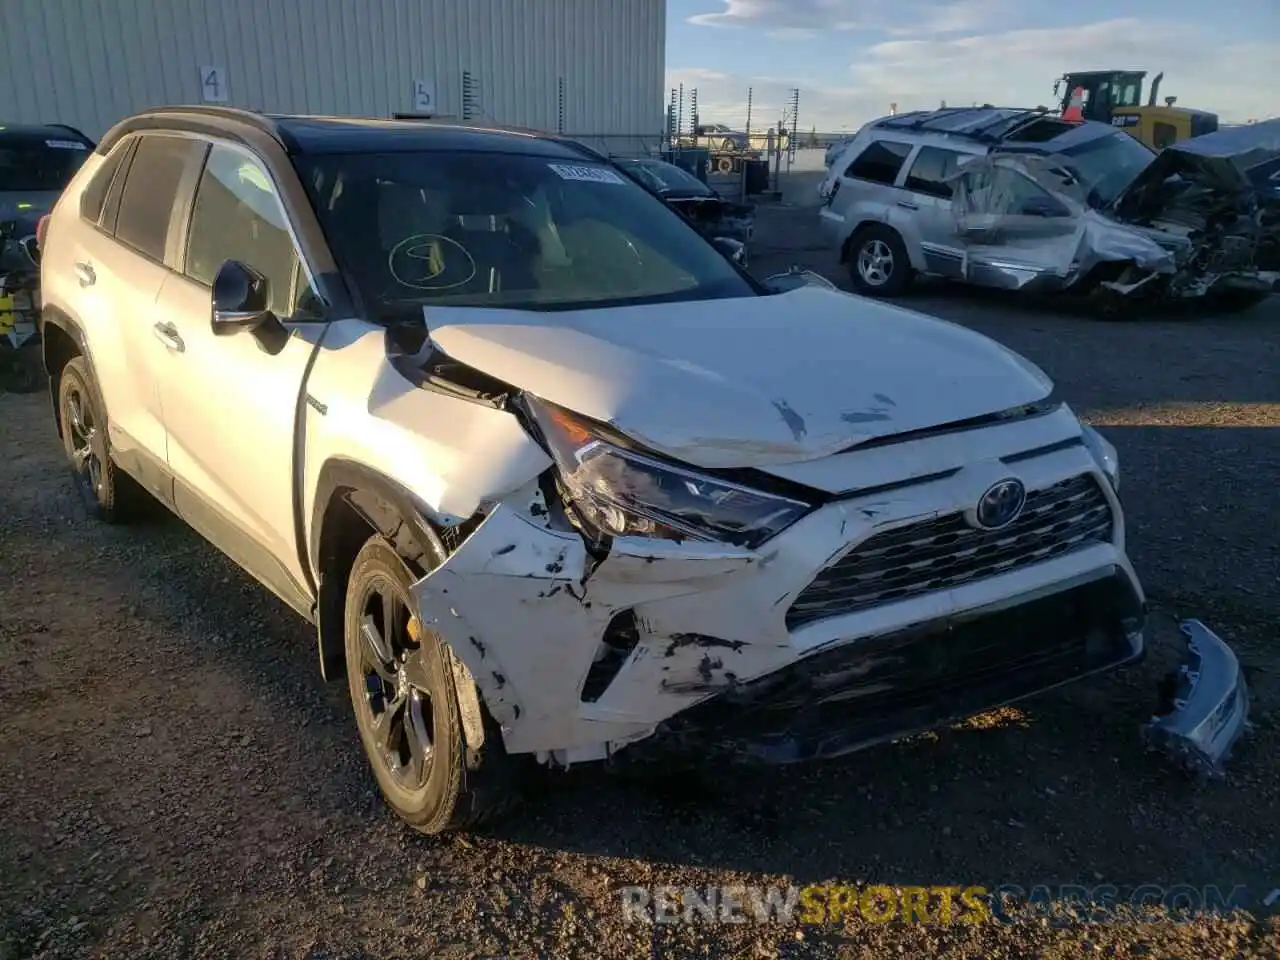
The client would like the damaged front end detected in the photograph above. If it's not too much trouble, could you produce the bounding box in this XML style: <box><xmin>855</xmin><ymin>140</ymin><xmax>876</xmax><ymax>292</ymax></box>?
<box><xmin>396</xmin><ymin>314</ymin><xmax>1247</xmax><ymax>778</ymax></box>
<box><xmin>1144</xmin><ymin>620</ymin><xmax>1251</xmax><ymax>779</ymax></box>
<box><xmin>1105</xmin><ymin>120</ymin><xmax>1280</xmax><ymax>303</ymax></box>
<box><xmin>665</xmin><ymin>195</ymin><xmax>756</xmax><ymax>246</ymax></box>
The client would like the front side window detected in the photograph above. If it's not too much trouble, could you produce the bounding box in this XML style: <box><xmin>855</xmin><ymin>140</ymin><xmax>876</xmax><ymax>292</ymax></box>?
<box><xmin>185</xmin><ymin>144</ymin><xmax>300</xmax><ymax>316</ymax></box>
<box><xmin>114</xmin><ymin>135</ymin><xmax>206</xmax><ymax>262</ymax></box>
<box><xmin>844</xmin><ymin>140</ymin><xmax>913</xmax><ymax>186</ymax></box>
<box><xmin>903</xmin><ymin>146</ymin><xmax>965</xmax><ymax>199</ymax></box>
<box><xmin>293</xmin><ymin>150</ymin><xmax>755</xmax><ymax>321</ymax></box>
<box><xmin>957</xmin><ymin>165</ymin><xmax>1069</xmax><ymax>217</ymax></box>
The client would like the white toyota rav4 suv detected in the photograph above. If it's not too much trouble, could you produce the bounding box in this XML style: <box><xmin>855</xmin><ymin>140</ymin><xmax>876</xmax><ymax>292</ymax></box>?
<box><xmin>38</xmin><ymin>107</ymin><xmax>1229</xmax><ymax>834</ymax></box>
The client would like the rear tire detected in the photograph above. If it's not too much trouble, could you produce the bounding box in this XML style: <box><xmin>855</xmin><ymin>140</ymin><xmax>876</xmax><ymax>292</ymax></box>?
<box><xmin>847</xmin><ymin>225</ymin><xmax>914</xmax><ymax>297</ymax></box>
<box><xmin>57</xmin><ymin>356</ymin><xmax>147</xmax><ymax>523</ymax></box>
<box><xmin>344</xmin><ymin>535</ymin><xmax>525</xmax><ymax>834</ymax></box>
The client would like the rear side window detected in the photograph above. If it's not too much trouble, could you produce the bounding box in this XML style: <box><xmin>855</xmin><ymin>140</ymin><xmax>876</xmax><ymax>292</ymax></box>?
<box><xmin>844</xmin><ymin>140</ymin><xmax>912</xmax><ymax>186</ymax></box>
<box><xmin>80</xmin><ymin>139</ymin><xmax>133</xmax><ymax>225</ymax></box>
<box><xmin>904</xmin><ymin>146</ymin><xmax>966</xmax><ymax>199</ymax></box>
<box><xmin>114</xmin><ymin>135</ymin><xmax>206</xmax><ymax>262</ymax></box>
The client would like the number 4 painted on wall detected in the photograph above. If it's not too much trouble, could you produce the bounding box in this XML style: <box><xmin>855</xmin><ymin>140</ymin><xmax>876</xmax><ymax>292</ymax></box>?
<box><xmin>200</xmin><ymin>66</ymin><xmax>228</xmax><ymax>103</ymax></box>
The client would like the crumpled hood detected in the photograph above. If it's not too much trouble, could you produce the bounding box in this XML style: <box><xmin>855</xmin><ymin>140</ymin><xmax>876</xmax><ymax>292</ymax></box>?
<box><xmin>424</xmin><ymin>287</ymin><xmax>1053</xmax><ymax>470</ymax></box>
<box><xmin>1111</xmin><ymin>118</ymin><xmax>1280</xmax><ymax>220</ymax></box>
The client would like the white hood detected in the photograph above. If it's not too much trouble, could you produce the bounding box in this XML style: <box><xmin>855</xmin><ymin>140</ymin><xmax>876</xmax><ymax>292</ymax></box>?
<box><xmin>424</xmin><ymin>287</ymin><xmax>1053</xmax><ymax>470</ymax></box>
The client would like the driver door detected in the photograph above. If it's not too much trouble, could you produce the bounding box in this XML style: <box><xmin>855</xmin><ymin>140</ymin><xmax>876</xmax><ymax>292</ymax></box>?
<box><xmin>954</xmin><ymin>164</ymin><xmax>1081</xmax><ymax>290</ymax></box>
<box><xmin>152</xmin><ymin>141</ymin><xmax>325</xmax><ymax>611</ymax></box>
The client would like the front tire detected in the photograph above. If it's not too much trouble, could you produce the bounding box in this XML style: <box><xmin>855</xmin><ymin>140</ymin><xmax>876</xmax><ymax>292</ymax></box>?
<box><xmin>848</xmin><ymin>225</ymin><xmax>914</xmax><ymax>297</ymax></box>
<box><xmin>344</xmin><ymin>535</ymin><xmax>523</xmax><ymax>834</ymax></box>
<box><xmin>57</xmin><ymin>356</ymin><xmax>146</xmax><ymax>522</ymax></box>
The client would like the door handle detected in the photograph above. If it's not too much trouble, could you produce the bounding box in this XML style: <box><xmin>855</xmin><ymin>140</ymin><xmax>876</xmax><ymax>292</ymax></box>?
<box><xmin>896</xmin><ymin>199</ymin><xmax>919</xmax><ymax>210</ymax></box>
<box><xmin>74</xmin><ymin>261</ymin><xmax>96</xmax><ymax>288</ymax></box>
<box><xmin>152</xmin><ymin>321</ymin><xmax>185</xmax><ymax>352</ymax></box>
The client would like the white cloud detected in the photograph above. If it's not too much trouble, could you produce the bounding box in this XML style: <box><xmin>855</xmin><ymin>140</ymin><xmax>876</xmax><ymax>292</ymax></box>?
<box><xmin>669</xmin><ymin>18</ymin><xmax>1279</xmax><ymax>129</ymax></box>
<box><xmin>688</xmin><ymin>0</ymin><xmax>1007</xmax><ymax>36</ymax></box>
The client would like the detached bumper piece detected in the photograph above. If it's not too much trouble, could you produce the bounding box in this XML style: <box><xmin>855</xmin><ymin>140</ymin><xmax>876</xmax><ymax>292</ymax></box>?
<box><xmin>627</xmin><ymin>574</ymin><xmax>1144</xmax><ymax>766</ymax></box>
<box><xmin>1143</xmin><ymin>619</ymin><xmax>1251</xmax><ymax>780</ymax></box>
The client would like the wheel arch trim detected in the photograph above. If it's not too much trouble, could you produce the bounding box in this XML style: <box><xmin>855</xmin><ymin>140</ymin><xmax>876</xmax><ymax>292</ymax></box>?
<box><xmin>40</xmin><ymin>305</ymin><xmax>102</xmax><ymax>439</ymax></box>
<box><xmin>308</xmin><ymin>457</ymin><xmax>489</xmax><ymax>749</ymax></box>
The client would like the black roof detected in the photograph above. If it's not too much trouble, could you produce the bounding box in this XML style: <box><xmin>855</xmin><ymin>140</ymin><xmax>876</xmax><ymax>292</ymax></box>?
<box><xmin>97</xmin><ymin>106</ymin><xmax>599</xmax><ymax>160</ymax></box>
<box><xmin>0</xmin><ymin>122</ymin><xmax>94</xmax><ymax>144</ymax></box>
<box><xmin>269</xmin><ymin>115</ymin><xmax>594</xmax><ymax>157</ymax></box>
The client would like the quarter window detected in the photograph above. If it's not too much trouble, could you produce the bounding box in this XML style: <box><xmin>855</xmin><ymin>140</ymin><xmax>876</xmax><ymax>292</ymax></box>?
<box><xmin>844</xmin><ymin>140</ymin><xmax>913</xmax><ymax>186</ymax></box>
<box><xmin>185</xmin><ymin>145</ymin><xmax>300</xmax><ymax>317</ymax></box>
<box><xmin>114</xmin><ymin>136</ymin><xmax>206</xmax><ymax>262</ymax></box>
<box><xmin>79</xmin><ymin>138</ymin><xmax>133</xmax><ymax>225</ymax></box>
<box><xmin>904</xmin><ymin>146</ymin><xmax>966</xmax><ymax>199</ymax></box>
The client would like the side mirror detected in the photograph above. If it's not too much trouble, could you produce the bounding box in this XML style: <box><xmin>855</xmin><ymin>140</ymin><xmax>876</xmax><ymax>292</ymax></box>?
<box><xmin>763</xmin><ymin>266</ymin><xmax>837</xmax><ymax>293</ymax></box>
<box><xmin>712</xmin><ymin>236</ymin><xmax>747</xmax><ymax>267</ymax></box>
<box><xmin>211</xmin><ymin>259</ymin><xmax>273</xmax><ymax>335</ymax></box>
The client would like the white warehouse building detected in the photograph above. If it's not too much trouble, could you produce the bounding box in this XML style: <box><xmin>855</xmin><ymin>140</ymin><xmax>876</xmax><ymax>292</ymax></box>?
<box><xmin>0</xmin><ymin>0</ymin><xmax>666</xmax><ymax>152</ymax></box>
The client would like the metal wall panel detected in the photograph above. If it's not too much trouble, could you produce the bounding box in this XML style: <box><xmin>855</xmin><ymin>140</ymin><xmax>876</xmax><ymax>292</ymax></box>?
<box><xmin>0</xmin><ymin>0</ymin><xmax>665</xmax><ymax>142</ymax></box>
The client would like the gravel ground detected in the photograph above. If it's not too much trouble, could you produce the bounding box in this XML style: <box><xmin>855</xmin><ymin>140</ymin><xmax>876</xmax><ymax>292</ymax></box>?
<box><xmin>2</xmin><ymin>203</ymin><xmax>1278</xmax><ymax>959</ymax></box>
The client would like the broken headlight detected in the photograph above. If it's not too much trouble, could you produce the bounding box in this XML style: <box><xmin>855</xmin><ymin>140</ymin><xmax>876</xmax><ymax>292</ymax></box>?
<box><xmin>1081</xmin><ymin>424</ymin><xmax>1120</xmax><ymax>492</ymax></box>
<box><xmin>527</xmin><ymin>399</ymin><xmax>812</xmax><ymax>549</ymax></box>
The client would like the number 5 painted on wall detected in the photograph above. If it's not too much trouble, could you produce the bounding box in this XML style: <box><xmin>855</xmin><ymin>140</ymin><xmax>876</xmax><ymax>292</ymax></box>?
<box><xmin>200</xmin><ymin>66</ymin><xmax>228</xmax><ymax>103</ymax></box>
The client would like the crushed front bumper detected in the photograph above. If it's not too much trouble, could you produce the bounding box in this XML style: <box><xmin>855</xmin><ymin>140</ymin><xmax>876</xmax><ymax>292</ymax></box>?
<box><xmin>1143</xmin><ymin>620</ymin><xmax>1251</xmax><ymax>779</ymax></box>
<box><xmin>410</xmin><ymin>433</ymin><xmax>1150</xmax><ymax>764</ymax></box>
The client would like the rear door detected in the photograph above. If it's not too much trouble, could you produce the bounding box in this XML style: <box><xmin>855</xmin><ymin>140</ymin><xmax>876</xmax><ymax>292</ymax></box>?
<box><xmin>898</xmin><ymin>144</ymin><xmax>973</xmax><ymax>278</ymax></box>
<box><xmin>823</xmin><ymin>138</ymin><xmax>914</xmax><ymax>251</ymax></box>
<box><xmin>58</xmin><ymin>133</ymin><xmax>208</xmax><ymax>503</ymax></box>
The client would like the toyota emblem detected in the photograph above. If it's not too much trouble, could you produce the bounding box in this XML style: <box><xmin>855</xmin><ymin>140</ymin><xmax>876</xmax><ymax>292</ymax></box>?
<box><xmin>974</xmin><ymin>478</ymin><xmax>1027</xmax><ymax>530</ymax></box>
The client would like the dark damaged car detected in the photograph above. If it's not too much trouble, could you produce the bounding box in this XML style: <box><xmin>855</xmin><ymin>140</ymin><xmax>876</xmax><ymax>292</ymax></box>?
<box><xmin>617</xmin><ymin>157</ymin><xmax>755</xmax><ymax>259</ymax></box>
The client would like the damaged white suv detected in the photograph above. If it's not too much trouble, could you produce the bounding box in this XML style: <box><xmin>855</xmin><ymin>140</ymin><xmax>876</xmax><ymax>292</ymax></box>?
<box><xmin>38</xmin><ymin>108</ymin><xmax>1245</xmax><ymax>834</ymax></box>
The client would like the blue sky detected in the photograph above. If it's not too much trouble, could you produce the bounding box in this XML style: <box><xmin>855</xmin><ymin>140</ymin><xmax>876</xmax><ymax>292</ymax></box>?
<box><xmin>665</xmin><ymin>0</ymin><xmax>1278</xmax><ymax>130</ymax></box>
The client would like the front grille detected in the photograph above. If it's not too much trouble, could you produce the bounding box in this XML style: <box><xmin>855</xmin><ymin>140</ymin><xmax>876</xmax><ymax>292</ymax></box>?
<box><xmin>787</xmin><ymin>474</ymin><xmax>1113</xmax><ymax>628</ymax></box>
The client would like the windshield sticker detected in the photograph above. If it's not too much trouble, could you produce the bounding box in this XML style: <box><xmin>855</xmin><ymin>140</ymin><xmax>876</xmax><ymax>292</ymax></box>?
<box><xmin>45</xmin><ymin>139</ymin><xmax>88</xmax><ymax>150</ymax></box>
<box><xmin>547</xmin><ymin>163</ymin><xmax>626</xmax><ymax>185</ymax></box>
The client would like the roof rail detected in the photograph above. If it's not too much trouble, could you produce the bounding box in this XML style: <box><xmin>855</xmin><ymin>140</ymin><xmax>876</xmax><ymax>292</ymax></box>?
<box><xmin>140</xmin><ymin>104</ymin><xmax>279</xmax><ymax>134</ymax></box>
<box><xmin>96</xmin><ymin>104</ymin><xmax>290</xmax><ymax>155</ymax></box>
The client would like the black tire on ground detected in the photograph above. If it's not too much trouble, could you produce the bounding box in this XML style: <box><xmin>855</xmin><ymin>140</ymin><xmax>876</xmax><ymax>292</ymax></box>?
<box><xmin>847</xmin><ymin>225</ymin><xmax>914</xmax><ymax>297</ymax></box>
<box><xmin>1211</xmin><ymin>290</ymin><xmax>1271</xmax><ymax>314</ymax></box>
<box><xmin>57</xmin><ymin>356</ymin><xmax>147</xmax><ymax>522</ymax></box>
<box><xmin>344</xmin><ymin>535</ymin><xmax>525</xmax><ymax>834</ymax></box>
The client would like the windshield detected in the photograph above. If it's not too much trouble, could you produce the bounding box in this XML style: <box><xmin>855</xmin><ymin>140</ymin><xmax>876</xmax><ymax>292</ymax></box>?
<box><xmin>0</xmin><ymin>135</ymin><xmax>90</xmax><ymax>192</ymax></box>
<box><xmin>627</xmin><ymin>160</ymin><xmax>711</xmax><ymax>195</ymax></box>
<box><xmin>295</xmin><ymin>151</ymin><xmax>754</xmax><ymax>319</ymax></box>
<box><xmin>1060</xmin><ymin>132</ymin><xmax>1155</xmax><ymax>207</ymax></box>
